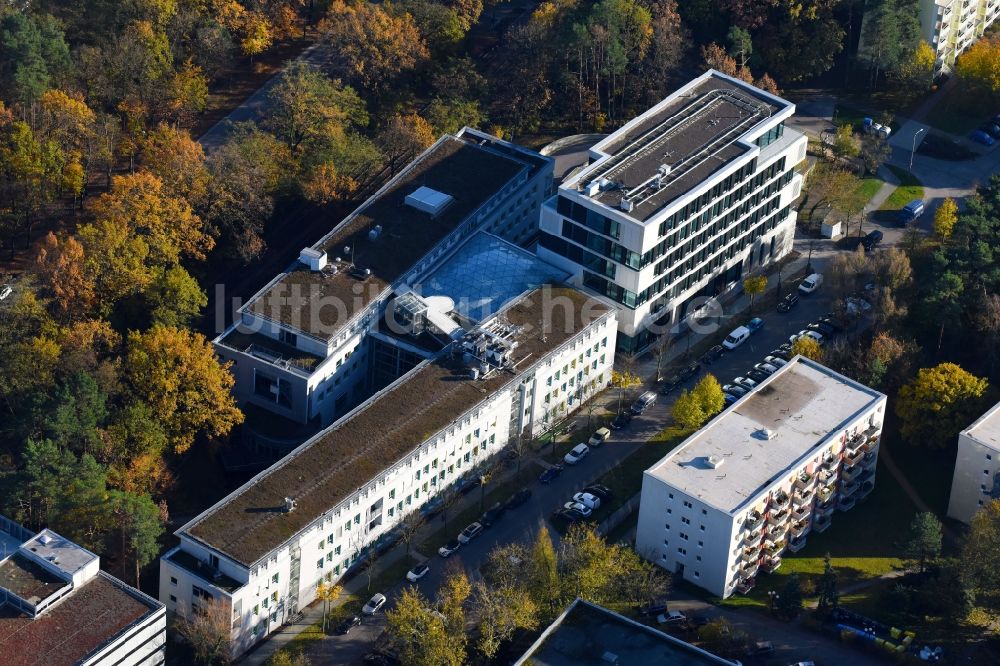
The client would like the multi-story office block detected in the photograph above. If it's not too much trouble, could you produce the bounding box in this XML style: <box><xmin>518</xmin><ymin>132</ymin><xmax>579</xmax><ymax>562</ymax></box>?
<box><xmin>162</xmin><ymin>286</ymin><xmax>616</xmax><ymax>658</ymax></box>
<box><xmin>635</xmin><ymin>357</ymin><xmax>886</xmax><ymax>598</ymax></box>
<box><xmin>538</xmin><ymin>70</ymin><xmax>806</xmax><ymax>351</ymax></box>
<box><xmin>920</xmin><ymin>0</ymin><xmax>999</xmax><ymax>74</ymax></box>
<box><xmin>215</xmin><ymin>128</ymin><xmax>553</xmax><ymax>427</ymax></box>
<box><xmin>0</xmin><ymin>516</ymin><xmax>166</xmax><ymax>666</ymax></box>
<box><xmin>947</xmin><ymin>401</ymin><xmax>1000</xmax><ymax>524</ymax></box>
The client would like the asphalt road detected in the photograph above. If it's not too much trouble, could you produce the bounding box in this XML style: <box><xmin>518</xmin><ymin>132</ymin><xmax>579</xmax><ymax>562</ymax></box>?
<box><xmin>305</xmin><ymin>287</ymin><xmax>844</xmax><ymax>664</ymax></box>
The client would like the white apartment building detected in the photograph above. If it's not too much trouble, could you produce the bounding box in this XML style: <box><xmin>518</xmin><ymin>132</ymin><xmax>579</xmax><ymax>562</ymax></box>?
<box><xmin>947</xmin><ymin>401</ymin><xmax>1000</xmax><ymax>524</ymax></box>
<box><xmin>635</xmin><ymin>357</ymin><xmax>886</xmax><ymax>598</ymax></box>
<box><xmin>161</xmin><ymin>286</ymin><xmax>616</xmax><ymax>659</ymax></box>
<box><xmin>0</xmin><ymin>516</ymin><xmax>166</xmax><ymax>666</ymax></box>
<box><xmin>214</xmin><ymin>127</ymin><xmax>553</xmax><ymax>427</ymax></box>
<box><xmin>538</xmin><ymin>70</ymin><xmax>806</xmax><ymax>352</ymax></box>
<box><xmin>920</xmin><ymin>0</ymin><xmax>999</xmax><ymax>74</ymax></box>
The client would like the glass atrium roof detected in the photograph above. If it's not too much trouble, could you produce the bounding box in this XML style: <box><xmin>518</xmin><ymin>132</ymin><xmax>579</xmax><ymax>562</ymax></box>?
<box><xmin>420</xmin><ymin>232</ymin><xmax>568</xmax><ymax>321</ymax></box>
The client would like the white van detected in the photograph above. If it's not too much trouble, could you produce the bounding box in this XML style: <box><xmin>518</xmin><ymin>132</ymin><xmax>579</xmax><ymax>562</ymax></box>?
<box><xmin>722</xmin><ymin>326</ymin><xmax>751</xmax><ymax>350</ymax></box>
<box><xmin>798</xmin><ymin>273</ymin><xmax>824</xmax><ymax>294</ymax></box>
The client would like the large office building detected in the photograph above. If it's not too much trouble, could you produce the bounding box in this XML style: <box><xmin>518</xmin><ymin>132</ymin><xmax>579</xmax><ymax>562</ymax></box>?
<box><xmin>214</xmin><ymin>127</ymin><xmax>554</xmax><ymax>427</ymax></box>
<box><xmin>162</xmin><ymin>286</ymin><xmax>616</xmax><ymax>658</ymax></box>
<box><xmin>514</xmin><ymin>598</ymin><xmax>738</xmax><ymax>666</ymax></box>
<box><xmin>538</xmin><ymin>70</ymin><xmax>806</xmax><ymax>351</ymax></box>
<box><xmin>0</xmin><ymin>516</ymin><xmax>166</xmax><ymax>666</ymax></box>
<box><xmin>635</xmin><ymin>357</ymin><xmax>886</xmax><ymax>598</ymax></box>
<box><xmin>919</xmin><ymin>0</ymin><xmax>999</xmax><ymax>74</ymax></box>
<box><xmin>947</xmin><ymin>401</ymin><xmax>1000</xmax><ymax>524</ymax></box>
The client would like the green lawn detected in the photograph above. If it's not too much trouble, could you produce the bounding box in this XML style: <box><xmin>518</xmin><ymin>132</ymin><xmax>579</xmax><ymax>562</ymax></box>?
<box><xmin>834</xmin><ymin>103</ymin><xmax>901</xmax><ymax>134</ymax></box>
<box><xmin>879</xmin><ymin>166</ymin><xmax>924</xmax><ymax>212</ymax></box>
<box><xmin>849</xmin><ymin>176</ymin><xmax>885</xmax><ymax>211</ymax></box>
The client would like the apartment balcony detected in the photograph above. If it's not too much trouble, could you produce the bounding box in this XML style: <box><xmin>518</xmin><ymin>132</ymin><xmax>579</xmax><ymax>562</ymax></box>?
<box><xmin>736</xmin><ymin>577</ymin><xmax>756</xmax><ymax>594</ymax></box>
<box><xmin>862</xmin><ymin>450</ymin><xmax>877</xmax><ymax>466</ymax></box>
<box><xmin>864</xmin><ymin>439</ymin><xmax>880</xmax><ymax>455</ymax></box>
<box><xmin>845</xmin><ymin>433</ymin><xmax>867</xmax><ymax>454</ymax></box>
<box><xmin>813</xmin><ymin>513</ymin><xmax>831</xmax><ymax>533</ymax></box>
<box><xmin>788</xmin><ymin>536</ymin><xmax>808</xmax><ymax>553</ymax></box>
<box><xmin>821</xmin><ymin>454</ymin><xmax>839</xmax><ymax>472</ymax></box>
<box><xmin>816</xmin><ymin>484</ymin><xmax>836</xmax><ymax>504</ymax></box>
<box><xmin>842</xmin><ymin>464</ymin><xmax>862</xmax><ymax>483</ymax></box>
<box><xmin>816</xmin><ymin>498</ymin><xmax>837</xmax><ymax>518</ymax></box>
<box><xmin>838</xmin><ymin>494</ymin><xmax>857</xmax><ymax>512</ymax></box>
<box><xmin>743</xmin><ymin>530</ymin><xmax>764</xmax><ymax>548</ymax></box>
<box><xmin>794</xmin><ymin>487</ymin><xmax>814</xmax><ymax>507</ymax></box>
<box><xmin>791</xmin><ymin>503</ymin><xmax>812</xmax><ymax>522</ymax></box>
<box><xmin>790</xmin><ymin>519</ymin><xmax>810</xmax><ymax>539</ymax></box>
<box><xmin>767</xmin><ymin>508</ymin><xmax>790</xmax><ymax>525</ymax></box>
<box><xmin>840</xmin><ymin>479</ymin><xmax>860</xmax><ymax>498</ymax></box>
<box><xmin>794</xmin><ymin>471</ymin><xmax>815</xmax><ymax>490</ymax></box>
<box><xmin>771</xmin><ymin>492</ymin><xmax>790</xmax><ymax>510</ymax></box>
<box><xmin>764</xmin><ymin>539</ymin><xmax>786</xmax><ymax>557</ymax></box>
<box><xmin>741</xmin><ymin>560</ymin><xmax>760</xmax><ymax>578</ymax></box>
<box><xmin>843</xmin><ymin>446</ymin><xmax>865</xmax><ymax>467</ymax></box>
<box><xmin>766</xmin><ymin>522</ymin><xmax>787</xmax><ymax>541</ymax></box>
<box><xmin>744</xmin><ymin>511</ymin><xmax>765</xmax><ymax>532</ymax></box>
<box><xmin>762</xmin><ymin>555</ymin><xmax>782</xmax><ymax>573</ymax></box>
<box><xmin>859</xmin><ymin>480</ymin><xmax>875</xmax><ymax>498</ymax></box>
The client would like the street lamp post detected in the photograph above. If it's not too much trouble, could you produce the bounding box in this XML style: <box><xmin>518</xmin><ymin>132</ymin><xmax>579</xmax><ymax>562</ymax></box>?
<box><xmin>909</xmin><ymin>128</ymin><xmax>925</xmax><ymax>171</ymax></box>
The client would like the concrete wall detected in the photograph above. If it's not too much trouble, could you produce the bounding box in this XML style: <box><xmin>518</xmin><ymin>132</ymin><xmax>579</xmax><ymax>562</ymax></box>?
<box><xmin>947</xmin><ymin>429</ymin><xmax>1000</xmax><ymax>524</ymax></box>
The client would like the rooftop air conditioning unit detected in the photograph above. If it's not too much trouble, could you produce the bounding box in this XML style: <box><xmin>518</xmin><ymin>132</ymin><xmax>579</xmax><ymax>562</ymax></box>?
<box><xmin>283</xmin><ymin>497</ymin><xmax>297</xmax><ymax>513</ymax></box>
<box><xmin>706</xmin><ymin>455</ymin><xmax>724</xmax><ymax>469</ymax></box>
<box><xmin>299</xmin><ymin>247</ymin><xmax>327</xmax><ymax>271</ymax></box>
<box><xmin>585</xmin><ymin>180</ymin><xmax>601</xmax><ymax>196</ymax></box>
<box><xmin>658</xmin><ymin>164</ymin><xmax>672</xmax><ymax>177</ymax></box>
<box><xmin>620</xmin><ymin>196</ymin><xmax>634</xmax><ymax>212</ymax></box>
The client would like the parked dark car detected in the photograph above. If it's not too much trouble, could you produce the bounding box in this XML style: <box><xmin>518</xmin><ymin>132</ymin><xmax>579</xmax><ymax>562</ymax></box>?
<box><xmin>724</xmin><ymin>393</ymin><xmax>738</xmax><ymax>406</ymax></box>
<box><xmin>776</xmin><ymin>292</ymin><xmax>799</xmax><ymax>313</ymax></box>
<box><xmin>810</xmin><ymin>320</ymin><xmax>837</xmax><ymax>336</ymax></box>
<box><xmin>539</xmin><ymin>464</ymin><xmax>564</xmax><ymax>484</ymax></box>
<box><xmin>480</xmin><ymin>503</ymin><xmax>507</xmax><ymax>528</ymax></box>
<box><xmin>456</xmin><ymin>475</ymin><xmax>481</xmax><ymax>495</ymax></box>
<box><xmin>680</xmin><ymin>362</ymin><xmax>701</xmax><ymax>380</ymax></box>
<box><xmin>862</xmin><ymin>229</ymin><xmax>883</xmax><ymax>252</ymax></box>
<box><xmin>638</xmin><ymin>602</ymin><xmax>668</xmax><ymax>617</ymax></box>
<box><xmin>336</xmin><ymin>616</ymin><xmax>362</xmax><ymax>635</ymax></box>
<box><xmin>610</xmin><ymin>411</ymin><xmax>633</xmax><ymax>430</ymax></box>
<box><xmin>553</xmin><ymin>507</ymin><xmax>586</xmax><ymax>523</ymax></box>
<box><xmin>660</xmin><ymin>374</ymin><xmax>684</xmax><ymax>395</ymax></box>
<box><xmin>746</xmin><ymin>369</ymin><xmax>770</xmax><ymax>384</ymax></box>
<box><xmin>505</xmin><ymin>488</ymin><xmax>532</xmax><ymax>510</ymax></box>
<box><xmin>699</xmin><ymin>345</ymin><xmax>724</xmax><ymax>365</ymax></box>
<box><xmin>818</xmin><ymin>316</ymin><xmax>844</xmax><ymax>331</ymax></box>
<box><xmin>584</xmin><ymin>484</ymin><xmax>614</xmax><ymax>501</ymax></box>
<box><xmin>980</xmin><ymin>123</ymin><xmax>1000</xmax><ymax>140</ymax></box>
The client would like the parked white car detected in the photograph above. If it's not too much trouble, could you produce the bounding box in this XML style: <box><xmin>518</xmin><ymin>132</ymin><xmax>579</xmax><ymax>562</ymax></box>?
<box><xmin>564</xmin><ymin>443</ymin><xmax>590</xmax><ymax>465</ymax></box>
<box><xmin>790</xmin><ymin>330</ymin><xmax>824</xmax><ymax>345</ymax></box>
<box><xmin>563</xmin><ymin>501</ymin><xmax>593</xmax><ymax>517</ymax></box>
<box><xmin>572</xmin><ymin>492</ymin><xmax>601</xmax><ymax>510</ymax></box>
<box><xmin>0</xmin><ymin>284</ymin><xmax>11</xmax><ymax>301</ymax></box>
<box><xmin>587</xmin><ymin>427</ymin><xmax>610</xmax><ymax>447</ymax></box>
<box><xmin>798</xmin><ymin>273</ymin><xmax>823</xmax><ymax>294</ymax></box>
<box><xmin>362</xmin><ymin>593</ymin><xmax>387</xmax><ymax>615</ymax></box>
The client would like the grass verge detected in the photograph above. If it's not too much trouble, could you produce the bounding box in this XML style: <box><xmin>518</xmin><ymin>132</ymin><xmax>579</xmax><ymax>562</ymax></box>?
<box><xmin>879</xmin><ymin>166</ymin><xmax>924</xmax><ymax>212</ymax></box>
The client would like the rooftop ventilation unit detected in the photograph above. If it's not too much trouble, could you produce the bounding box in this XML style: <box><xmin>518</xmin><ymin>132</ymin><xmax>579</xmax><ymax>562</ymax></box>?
<box><xmin>706</xmin><ymin>455</ymin><xmax>724</xmax><ymax>469</ymax></box>
<box><xmin>367</xmin><ymin>224</ymin><xmax>383</xmax><ymax>241</ymax></box>
<box><xmin>283</xmin><ymin>497</ymin><xmax>297</xmax><ymax>513</ymax></box>
<box><xmin>658</xmin><ymin>164</ymin><xmax>672</xmax><ymax>177</ymax></box>
<box><xmin>299</xmin><ymin>247</ymin><xmax>327</xmax><ymax>271</ymax></box>
<box><xmin>757</xmin><ymin>428</ymin><xmax>777</xmax><ymax>440</ymax></box>
<box><xmin>405</xmin><ymin>186</ymin><xmax>454</xmax><ymax>217</ymax></box>
<box><xmin>619</xmin><ymin>196</ymin><xmax>634</xmax><ymax>212</ymax></box>
<box><xmin>38</xmin><ymin>534</ymin><xmax>53</xmax><ymax>545</ymax></box>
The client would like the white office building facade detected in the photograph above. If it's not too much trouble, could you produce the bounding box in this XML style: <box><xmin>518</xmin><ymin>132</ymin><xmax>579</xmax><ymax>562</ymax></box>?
<box><xmin>162</xmin><ymin>290</ymin><xmax>616</xmax><ymax>658</ymax></box>
<box><xmin>538</xmin><ymin>70</ymin><xmax>806</xmax><ymax>351</ymax></box>
<box><xmin>635</xmin><ymin>357</ymin><xmax>886</xmax><ymax>598</ymax></box>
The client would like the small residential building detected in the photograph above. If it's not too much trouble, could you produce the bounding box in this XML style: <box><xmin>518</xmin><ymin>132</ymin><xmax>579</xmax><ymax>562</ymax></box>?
<box><xmin>513</xmin><ymin>598</ymin><xmax>738</xmax><ymax>666</ymax></box>
<box><xmin>0</xmin><ymin>516</ymin><xmax>166</xmax><ymax>666</ymax></box>
<box><xmin>635</xmin><ymin>357</ymin><xmax>887</xmax><ymax>598</ymax></box>
<box><xmin>919</xmin><ymin>0</ymin><xmax>999</xmax><ymax>74</ymax></box>
<box><xmin>162</xmin><ymin>286</ymin><xmax>616</xmax><ymax>658</ymax></box>
<box><xmin>947</xmin><ymin>401</ymin><xmax>1000</xmax><ymax>524</ymax></box>
<box><xmin>537</xmin><ymin>69</ymin><xmax>806</xmax><ymax>351</ymax></box>
<box><xmin>214</xmin><ymin>127</ymin><xmax>553</xmax><ymax>428</ymax></box>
